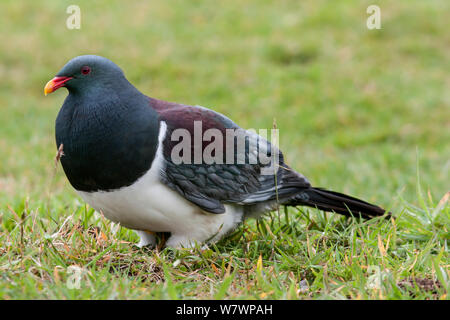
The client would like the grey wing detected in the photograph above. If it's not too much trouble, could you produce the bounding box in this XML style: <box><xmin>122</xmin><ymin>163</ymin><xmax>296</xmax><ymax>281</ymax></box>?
<box><xmin>156</xmin><ymin>104</ymin><xmax>311</xmax><ymax>214</ymax></box>
<box><xmin>161</xmin><ymin>161</ymin><xmax>262</xmax><ymax>213</ymax></box>
<box><xmin>160</xmin><ymin>142</ymin><xmax>311</xmax><ymax>214</ymax></box>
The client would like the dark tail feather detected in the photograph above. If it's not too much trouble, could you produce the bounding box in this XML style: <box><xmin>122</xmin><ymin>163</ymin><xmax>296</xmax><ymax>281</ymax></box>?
<box><xmin>287</xmin><ymin>187</ymin><xmax>390</xmax><ymax>219</ymax></box>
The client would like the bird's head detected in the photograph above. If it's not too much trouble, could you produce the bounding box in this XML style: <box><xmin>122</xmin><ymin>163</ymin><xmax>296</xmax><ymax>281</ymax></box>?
<box><xmin>44</xmin><ymin>55</ymin><xmax>126</xmax><ymax>96</ymax></box>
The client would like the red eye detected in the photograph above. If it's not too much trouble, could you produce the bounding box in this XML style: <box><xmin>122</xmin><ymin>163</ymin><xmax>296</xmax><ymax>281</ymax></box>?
<box><xmin>81</xmin><ymin>66</ymin><xmax>91</xmax><ymax>75</ymax></box>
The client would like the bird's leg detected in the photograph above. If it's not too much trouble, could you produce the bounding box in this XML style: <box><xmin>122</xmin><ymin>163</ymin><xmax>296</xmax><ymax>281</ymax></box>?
<box><xmin>134</xmin><ymin>230</ymin><xmax>157</xmax><ymax>248</ymax></box>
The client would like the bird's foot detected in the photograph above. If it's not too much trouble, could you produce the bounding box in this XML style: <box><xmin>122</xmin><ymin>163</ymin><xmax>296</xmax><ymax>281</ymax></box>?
<box><xmin>134</xmin><ymin>230</ymin><xmax>157</xmax><ymax>248</ymax></box>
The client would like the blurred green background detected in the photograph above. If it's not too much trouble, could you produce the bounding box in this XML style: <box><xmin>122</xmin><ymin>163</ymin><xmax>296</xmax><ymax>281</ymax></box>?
<box><xmin>0</xmin><ymin>0</ymin><xmax>449</xmax><ymax>209</ymax></box>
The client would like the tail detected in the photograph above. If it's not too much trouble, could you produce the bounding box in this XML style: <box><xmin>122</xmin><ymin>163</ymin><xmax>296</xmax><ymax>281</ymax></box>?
<box><xmin>286</xmin><ymin>187</ymin><xmax>390</xmax><ymax>219</ymax></box>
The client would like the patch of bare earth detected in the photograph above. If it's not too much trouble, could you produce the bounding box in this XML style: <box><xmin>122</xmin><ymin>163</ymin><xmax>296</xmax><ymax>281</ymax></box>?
<box><xmin>397</xmin><ymin>277</ymin><xmax>442</xmax><ymax>298</ymax></box>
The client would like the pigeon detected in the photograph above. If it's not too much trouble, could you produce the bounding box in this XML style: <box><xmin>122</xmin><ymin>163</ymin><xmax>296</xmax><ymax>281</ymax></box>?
<box><xmin>44</xmin><ymin>55</ymin><xmax>389</xmax><ymax>249</ymax></box>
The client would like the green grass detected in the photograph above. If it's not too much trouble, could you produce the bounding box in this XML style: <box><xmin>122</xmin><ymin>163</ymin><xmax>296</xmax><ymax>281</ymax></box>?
<box><xmin>0</xmin><ymin>0</ymin><xmax>449</xmax><ymax>299</ymax></box>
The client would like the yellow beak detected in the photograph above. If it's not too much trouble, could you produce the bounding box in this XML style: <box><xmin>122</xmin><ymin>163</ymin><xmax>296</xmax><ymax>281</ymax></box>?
<box><xmin>44</xmin><ymin>76</ymin><xmax>73</xmax><ymax>96</ymax></box>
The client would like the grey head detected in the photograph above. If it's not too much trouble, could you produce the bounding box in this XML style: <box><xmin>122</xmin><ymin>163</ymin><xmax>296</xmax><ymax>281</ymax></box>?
<box><xmin>45</xmin><ymin>55</ymin><xmax>132</xmax><ymax>96</ymax></box>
